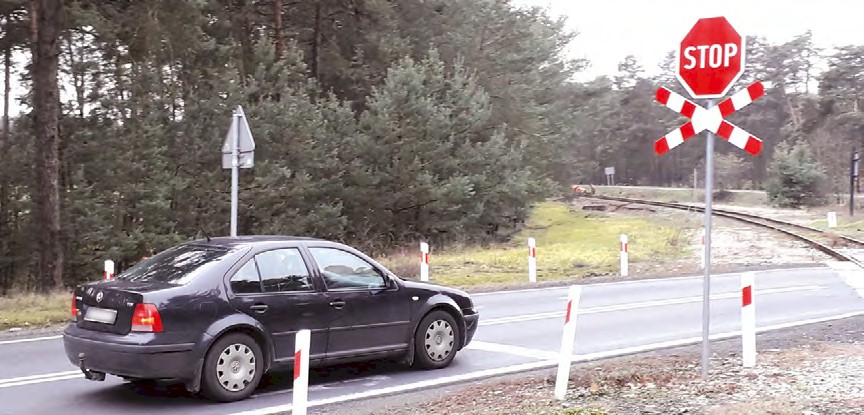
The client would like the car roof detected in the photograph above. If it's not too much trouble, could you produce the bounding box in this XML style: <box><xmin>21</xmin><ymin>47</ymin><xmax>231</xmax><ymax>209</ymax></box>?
<box><xmin>187</xmin><ymin>235</ymin><xmax>329</xmax><ymax>249</ymax></box>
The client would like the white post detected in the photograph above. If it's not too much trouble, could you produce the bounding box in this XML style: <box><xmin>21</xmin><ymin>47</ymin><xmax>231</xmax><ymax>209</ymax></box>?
<box><xmin>741</xmin><ymin>272</ymin><xmax>756</xmax><ymax>367</ymax></box>
<box><xmin>420</xmin><ymin>242</ymin><xmax>430</xmax><ymax>282</ymax></box>
<box><xmin>827</xmin><ymin>212</ymin><xmax>837</xmax><ymax>228</ymax></box>
<box><xmin>700</xmin><ymin>227</ymin><xmax>706</xmax><ymax>270</ymax></box>
<box><xmin>554</xmin><ymin>285</ymin><xmax>582</xmax><ymax>400</ymax></box>
<box><xmin>528</xmin><ymin>237</ymin><xmax>537</xmax><ymax>283</ymax></box>
<box><xmin>104</xmin><ymin>260</ymin><xmax>115</xmax><ymax>280</ymax></box>
<box><xmin>619</xmin><ymin>234</ymin><xmax>629</xmax><ymax>277</ymax></box>
<box><xmin>293</xmin><ymin>329</ymin><xmax>311</xmax><ymax>415</ymax></box>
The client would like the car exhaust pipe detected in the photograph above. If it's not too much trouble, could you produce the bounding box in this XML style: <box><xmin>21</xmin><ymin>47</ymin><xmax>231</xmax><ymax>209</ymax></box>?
<box><xmin>78</xmin><ymin>353</ymin><xmax>106</xmax><ymax>381</ymax></box>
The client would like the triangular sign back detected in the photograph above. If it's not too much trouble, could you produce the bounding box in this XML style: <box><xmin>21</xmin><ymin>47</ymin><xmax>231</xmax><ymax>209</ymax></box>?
<box><xmin>222</xmin><ymin>105</ymin><xmax>256</xmax><ymax>169</ymax></box>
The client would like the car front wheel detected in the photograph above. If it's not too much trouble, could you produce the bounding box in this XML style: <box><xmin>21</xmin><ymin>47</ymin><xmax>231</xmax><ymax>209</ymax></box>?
<box><xmin>201</xmin><ymin>333</ymin><xmax>264</xmax><ymax>402</ymax></box>
<box><xmin>413</xmin><ymin>310</ymin><xmax>460</xmax><ymax>370</ymax></box>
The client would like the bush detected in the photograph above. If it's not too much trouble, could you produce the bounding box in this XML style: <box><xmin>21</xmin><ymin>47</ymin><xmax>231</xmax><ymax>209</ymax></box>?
<box><xmin>765</xmin><ymin>141</ymin><xmax>827</xmax><ymax>208</ymax></box>
<box><xmin>713</xmin><ymin>189</ymin><xmax>733</xmax><ymax>201</ymax></box>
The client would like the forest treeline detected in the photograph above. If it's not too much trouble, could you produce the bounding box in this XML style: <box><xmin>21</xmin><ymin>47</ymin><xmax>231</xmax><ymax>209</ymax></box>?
<box><xmin>0</xmin><ymin>0</ymin><xmax>861</xmax><ymax>292</ymax></box>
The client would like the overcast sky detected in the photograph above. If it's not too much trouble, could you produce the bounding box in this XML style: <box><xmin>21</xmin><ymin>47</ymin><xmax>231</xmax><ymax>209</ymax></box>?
<box><xmin>513</xmin><ymin>0</ymin><xmax>864</xmax><ymax>81</ymax></box>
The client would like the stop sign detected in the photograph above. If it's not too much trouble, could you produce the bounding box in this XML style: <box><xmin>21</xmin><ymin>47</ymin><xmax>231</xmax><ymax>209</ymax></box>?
<box><xmin>676</xmin><ymin>16</ymin><xmax>745</xmax><ymax>99</ymax></box>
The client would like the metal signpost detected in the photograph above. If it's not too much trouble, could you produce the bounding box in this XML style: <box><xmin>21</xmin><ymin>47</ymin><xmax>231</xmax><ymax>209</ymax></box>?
<box><xmin>653</xmin><ymin>16</ymin><xmax>765</xmax><ymax>380</ymax></box>
<box><xmin>222</xmin><ymin>105</ymin><xmax>256</xmax><ymax>237</ymax></box>
<box><xmin>851</xmin><ymin>150</ymin><xmax>859</xmax><ymax>217</ymax></box>
<box><xmin>604</xmin><ymin>167</ymin><xmax>615</xmax><ymax>185</ymax></box>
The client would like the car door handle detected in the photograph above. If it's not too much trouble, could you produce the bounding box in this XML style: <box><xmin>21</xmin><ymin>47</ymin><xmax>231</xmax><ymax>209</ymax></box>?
<box><xmin>329</xmin><ymin>300</ymin><xmax>346</xmax><ymax>309</ymax></box>
<box><xmin>250</xmin><ymin>304</ymin><xmax>269</xmax><ymax>313</ymax></box>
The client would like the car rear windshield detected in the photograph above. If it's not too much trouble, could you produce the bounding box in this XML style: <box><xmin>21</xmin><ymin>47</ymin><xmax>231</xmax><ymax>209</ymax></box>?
<box><xmin>116</xmin><ymin>244</ymin><xmax>234</xmax><ymax>284</ymax></box>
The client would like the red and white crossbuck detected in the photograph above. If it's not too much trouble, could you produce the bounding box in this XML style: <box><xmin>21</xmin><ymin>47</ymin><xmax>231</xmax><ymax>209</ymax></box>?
<box><xmin>654</xmin><ymin>81</ymin><xmax>765</xmax><ymax>156</ymax></box>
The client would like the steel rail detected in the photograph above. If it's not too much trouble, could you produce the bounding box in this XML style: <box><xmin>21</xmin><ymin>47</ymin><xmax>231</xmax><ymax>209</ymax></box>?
<box><xmin>581</xmin><ymin>194</ymin><xmax>864</xmax><ymax>268</ymax></box>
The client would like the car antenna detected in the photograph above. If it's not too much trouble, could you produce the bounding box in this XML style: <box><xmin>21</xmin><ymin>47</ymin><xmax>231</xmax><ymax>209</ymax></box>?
<box><xmin>196</xmin><ymin>227</ymin><xmax>212</xmax><ymax>242</ymax></box>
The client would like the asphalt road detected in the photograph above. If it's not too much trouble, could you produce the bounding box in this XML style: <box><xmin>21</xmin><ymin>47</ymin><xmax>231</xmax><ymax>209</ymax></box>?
<box><xmin>1</xmin><ymin>266</ymin><xmax>862</xmax><ymax>415</ymax></box>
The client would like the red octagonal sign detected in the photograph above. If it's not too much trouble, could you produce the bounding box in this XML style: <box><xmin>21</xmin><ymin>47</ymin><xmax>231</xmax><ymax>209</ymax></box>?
<box><xmin>676</xmin><ymin>16</ymin><xmax>745</xmax><ymax>99</ymax></box>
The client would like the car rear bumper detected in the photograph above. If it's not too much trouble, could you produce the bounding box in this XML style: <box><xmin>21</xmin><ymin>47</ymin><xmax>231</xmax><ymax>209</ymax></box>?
<box><xmin>463</xmin><ymin>312</ymin><xmax>479</xmax><ymax>347</ymax></box>
<box><xmin>63</xmin><ymin>325</ymin><xmax>199</xmax><ymax>380</ymax></box>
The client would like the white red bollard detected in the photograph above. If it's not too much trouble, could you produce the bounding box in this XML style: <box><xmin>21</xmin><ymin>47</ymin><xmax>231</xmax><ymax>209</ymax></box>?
<box><xmin>420</xmin><ymin>242</ymin><xmax>430</xmax><ymax>282</ymax></box>
<box><xmin>700</xmin><ymin>227</ymin><xmax>706</xmax><ymax>270</ymax></box>
<box><xmin>827</xmin><ymin>212</ymin><xmax>837</xmax><ymax>228</ymax></box>
<box><xmin>554</xmin><ymin>285</ymin><xmax>582</xmax><ymax>400</ymax></box>
<box><xmin>619</xmin><ymin>234</ymin><xmax>629</xmax><ymax>277</ymax></box>
<box><xmin>293</xmin><ymin>329</ymin><xmax>311</xmax><ymax>415</ymax></box>
<box><xmin>528</xmin><ymin>237</ymin><xmax>537</xmax><ymax>283</ymax></box>
<box><xmin>741</xmin><ymin>272</ymin><xmax>756</xmax><ymax>367</ymax></box>
<box><xmin>104</xmin><ymin>260</ymin><xmax>115</xmax><ymax>280</ymax></box>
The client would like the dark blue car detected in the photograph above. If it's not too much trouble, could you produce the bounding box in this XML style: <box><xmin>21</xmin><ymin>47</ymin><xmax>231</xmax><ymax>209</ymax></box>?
<box><xmin>63</xmin><ymin>236</ymin><xmax>479</xmax><ymax>402</ymax></box>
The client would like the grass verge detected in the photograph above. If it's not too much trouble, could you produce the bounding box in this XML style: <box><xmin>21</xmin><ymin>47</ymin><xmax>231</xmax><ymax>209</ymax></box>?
<box><xmin>378</xmin><ymin>201</ymin><xmax>688</xmax><ymax>289</ymax></box>
<box><xmin>0</xmin><ymin>290</ymin><xmax>71</xmax><ymax>331</ymax></box>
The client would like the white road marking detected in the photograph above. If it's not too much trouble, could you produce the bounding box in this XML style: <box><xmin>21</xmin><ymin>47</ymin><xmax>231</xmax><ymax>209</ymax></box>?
<box><xmin>2</xmin><ymin>310</ymin><xmax>861</xmax><ymax>393</ymax></box>
<box><xmin>0</xmin><ymin>267</ymin><xmax>832</xmax><ymax>346</ymax></box>
<box><xmin>0</xmin><ymin>370</ymin><xmax>82</xmax><ymax>389</ymax></box>
<box><xmin>0</xmin><ymin>335</ymin><xmax>63</xmax><ymax>346</ymax></box>
<box><xmin>825</xmin><ymin>260</ymin><xmax>864</xmax><ymax>298</ymax></box>
<box><xmin>470</xmin><ymin>266</ymin><xmax>828</xmax><ymax>296</ymax></box>
<box><xmin>481</xmin><ymin>285</ymin><xmax>825</xmax><ymax>326</ymax></box>
<box><xmin>228</xmin><ymin>310</ymin><xmax>864</xmax><ymax>415</ymax></box>
<box><xmin>465</xmin><ymin>341</ymin><xmax>559</xmax><ymax>360</ymax></box>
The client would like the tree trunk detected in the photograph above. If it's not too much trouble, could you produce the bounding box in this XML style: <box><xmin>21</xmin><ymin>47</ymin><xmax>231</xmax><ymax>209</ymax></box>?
<box><xmin>2</xmin><ymin>26</ymin><xmax>10</xmax><ymax>143</ymax></box>
<box><xmin>273</xmin><ymin>0</ymin><xmax>284</xmax><ymax>59</ymax></box>
<box><xmin>30</xmin><ymin>0</ymin><xmax>65</xmax><ymax>292</ymax></box>
<box><xmin>311</xmin><ymin>1</ymin><xmax>321</xmax><ymax>80</ymax></box>
<box><xmin>0</xmin><ymin>14</ymin><xmax>11</xmax><ymax>294</ymax></box>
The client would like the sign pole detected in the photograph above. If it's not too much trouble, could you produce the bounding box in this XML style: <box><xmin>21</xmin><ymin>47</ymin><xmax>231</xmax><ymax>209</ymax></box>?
<box><xmin>701</xmin><ymin>99</ymin><xmax>715</xmax><ymax>380</ymax></box>
<box><xmin>851</xmin><ymin>150</ymin><xmax>859</xmax><ymax>217</ymax></box>
<box><xmin>655</xmin><ymin>15</ymin><xmax>763</xmax><ymax>381</ymax></box>
<box><xmin>230</xmin><ymin>109</ymin><xmax>240</xmax><ymax>237</ymax></box>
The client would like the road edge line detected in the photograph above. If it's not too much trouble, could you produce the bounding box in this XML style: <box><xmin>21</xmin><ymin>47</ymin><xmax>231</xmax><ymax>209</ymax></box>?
<box><xmin>230</xmin><ymin>310</ymin><xmax>864</xmax><ymax>415</ymax></box>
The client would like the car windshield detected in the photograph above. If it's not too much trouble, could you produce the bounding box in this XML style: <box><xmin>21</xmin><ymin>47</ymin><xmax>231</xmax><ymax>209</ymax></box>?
<box><xmin>116</xmin><ymin>244</ymin><xmax>233</xmax><ymax>284</ymax></box>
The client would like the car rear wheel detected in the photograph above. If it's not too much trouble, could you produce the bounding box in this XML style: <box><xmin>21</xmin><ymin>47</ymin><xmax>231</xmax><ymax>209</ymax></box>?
<box><xmin>201</xmin><ymin>333</ymin><xmax>264</xmax><ymax>402</ymax></box>
<box><xmin>413</xmin><ymin>310</ymin><xmax>460</xmax><ymax>370</ymax></box>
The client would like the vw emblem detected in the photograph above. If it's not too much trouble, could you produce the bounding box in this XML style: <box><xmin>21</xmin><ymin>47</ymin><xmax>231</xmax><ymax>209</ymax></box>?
<box><xmin>96</xmin><ymin>292</ymin><xmax>104</xmax><ymax>303</ymax></box>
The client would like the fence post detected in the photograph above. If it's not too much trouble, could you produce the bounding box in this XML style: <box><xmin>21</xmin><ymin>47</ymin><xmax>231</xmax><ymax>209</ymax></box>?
<box><xmin>619</xmin><ymin>234</ymin><xmax>629</xmax><ymax>277</ymax></box>
<box><xmin>293</xmin><ymin>329</ymin><xmax>311</xmax><ymax>415</ymax></box>
<box><xmin>827</xmin><ymin>212</ymin><xmax>837</xmax><ymax>228</ymax></box>
<box><xmin>420</xmin><ymin>242</ymin><xmax>430</xmax><ymax>282</ymax></box>
<box><xmin>741</xmin><ymin>272</ymin><xmax>756</xmax><ymax>367</ymax></box>
<box><xmin>554</xmin><ymin>285</ymin><xmax>582</xmax><ymax>400</ymax></box>
<box><xmin>104</xmin><ymin>260</ymin><xmax>115</xmax><ymax>280</ymax></box>
<box><xmin>528</xmin><ymin>237</ymin><xmax>537</xmax><ymax>283</ymax></box>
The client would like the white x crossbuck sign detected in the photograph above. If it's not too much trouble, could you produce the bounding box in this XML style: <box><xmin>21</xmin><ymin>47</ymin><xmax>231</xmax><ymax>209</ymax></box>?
<box><xmin>654</xmin><ymin>81</ymin><xmax>765</xmax><ymax>156</ymax></box>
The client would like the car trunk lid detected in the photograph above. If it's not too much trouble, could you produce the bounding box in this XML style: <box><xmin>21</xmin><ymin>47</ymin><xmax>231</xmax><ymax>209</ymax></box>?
<box><xmin>73</xmin><ymin>281</ymin><xmax>174</xmax><ymax>335</ymax></box>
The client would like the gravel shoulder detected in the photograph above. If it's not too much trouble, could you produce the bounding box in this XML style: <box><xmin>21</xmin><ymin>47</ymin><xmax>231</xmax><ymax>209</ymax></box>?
<box><xmin>316</xmin><ymin>315</ymin><xmax>864</xmax><ymax>415</ymax></box>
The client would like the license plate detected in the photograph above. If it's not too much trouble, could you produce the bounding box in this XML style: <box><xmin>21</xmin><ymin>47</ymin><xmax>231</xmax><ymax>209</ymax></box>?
<box><xmin>84</xmin><ymin>307</ymin><xmax>117</xmax><ymax>324</ymax></box>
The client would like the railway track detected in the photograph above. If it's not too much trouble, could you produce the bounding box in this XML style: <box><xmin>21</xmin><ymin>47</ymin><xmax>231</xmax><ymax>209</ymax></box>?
<box><xmin>581</xmin><ymin>194</ymin><xmax>864</xmax><ymax>268</ymax></box>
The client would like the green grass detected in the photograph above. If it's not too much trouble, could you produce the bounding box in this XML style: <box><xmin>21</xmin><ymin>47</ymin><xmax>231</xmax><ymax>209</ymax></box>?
<box><xmin>810</xmin><ymin>217</ymin><xmax>864</xmax><ymax>240</ymax></box>
<box><xmin>378</xmin><ymin>201</ymin><xmax>688</xmax><ymax>288</ymax></box>
<box><xmin>0</xmin><ymin>291</ymin><xmax>71</xmax><ymax>331</ymax></box>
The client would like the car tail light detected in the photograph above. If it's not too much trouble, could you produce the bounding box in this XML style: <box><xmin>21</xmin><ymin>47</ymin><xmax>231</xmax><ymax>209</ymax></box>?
<box><xmin>70</xmin><ymin>296</ymin><xmax>78</xmax><ymax>321</ymax></box>
<box><xmin>131</xmin><ymin>303</ymin><xmax>163</xmax><ymax>333</ymax></box>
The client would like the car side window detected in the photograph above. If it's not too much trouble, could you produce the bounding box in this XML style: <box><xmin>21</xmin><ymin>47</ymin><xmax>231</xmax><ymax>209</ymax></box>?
<box><xmin>254</xmin><ymin>248</ymin><xmax>314</xmax><ymax>293</ymax></box>
<box><xmin>308</xmin><ymin>247</ymin><xmax>386</xmax><ymax>290</ymax></box>
<box><xmin>230</xmin><ymin>260</ymin><xmax>262</xmax><ymax>294</ymax></box>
